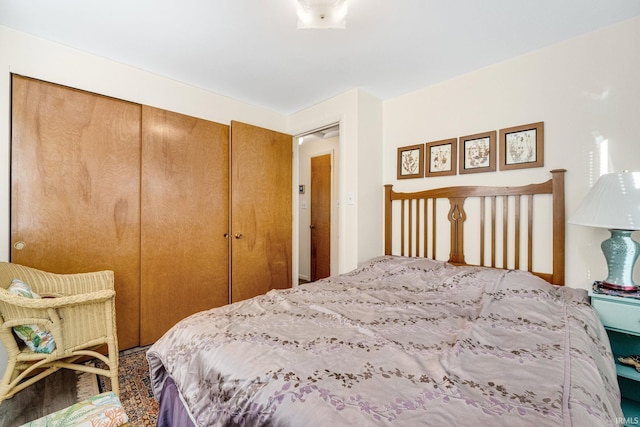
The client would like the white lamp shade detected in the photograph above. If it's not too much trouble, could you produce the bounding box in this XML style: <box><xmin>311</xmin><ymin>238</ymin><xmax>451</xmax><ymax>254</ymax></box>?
<box><xmin>569</xmin><ymin>171</ymin><xmax>640</xmax><ymax>230</ymax></box>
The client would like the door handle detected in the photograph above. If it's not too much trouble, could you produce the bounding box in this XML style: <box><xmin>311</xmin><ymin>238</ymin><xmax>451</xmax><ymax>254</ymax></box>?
<box><xmin>234</xmin><ymin>233</ymin><xmax>243</xmax><ymax>239</ymax></box>
<box><xmin>223</xmin><ymin>233</ymin><xmax>230</xmax><ymax>239</ymax></box>
<box><xmin>309</xmin><ymin>225</ymin><xmax>315</xmax><ymax>229</ymax></box>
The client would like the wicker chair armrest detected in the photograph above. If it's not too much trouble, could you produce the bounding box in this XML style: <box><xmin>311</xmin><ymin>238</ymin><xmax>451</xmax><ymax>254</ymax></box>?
<box><xmin>2</xmin><ymin>317</ymin><xmax>55</xmax><ymax>329</ymax></box>
<box><xmin>0</xmin><ymin>263</ymin><xmax>114</xmax><ymax>295</ymax></box>
<box><xmin>0</xmin><ymin>288</ymin><xmax>115</xmax><ymax>309</ymax></box>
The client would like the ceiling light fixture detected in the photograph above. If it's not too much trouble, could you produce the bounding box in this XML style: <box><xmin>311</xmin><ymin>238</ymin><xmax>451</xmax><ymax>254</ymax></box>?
<box><xmin>297</xmin><ymin>0</ymin><xmax>348</xmax><ymax>29</ymax></box>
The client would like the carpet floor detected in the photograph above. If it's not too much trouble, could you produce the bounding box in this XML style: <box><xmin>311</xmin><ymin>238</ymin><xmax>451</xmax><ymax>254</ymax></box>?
<box><xmin>0</xmin><ymin>346</ymin><xmax>159</xmax><ymax>427</ymax></box>
<box><xmin>95</xmin><ymin>346</ymin><xmax>159</xmax><ymax>426</ymax></box>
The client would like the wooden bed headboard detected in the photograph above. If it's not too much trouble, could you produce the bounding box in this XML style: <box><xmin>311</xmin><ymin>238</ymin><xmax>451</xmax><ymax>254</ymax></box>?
<box><xmin>384</xmin><ymin>169</ymin><xmax>566</xmax><ymax>285</ymax></box>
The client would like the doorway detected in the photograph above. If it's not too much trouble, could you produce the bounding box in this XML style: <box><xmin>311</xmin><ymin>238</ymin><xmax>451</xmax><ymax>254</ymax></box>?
<box><xmin>310</xmin><ymin>154</ymin><xmax>331</xmax><ymax>281</ymax></box>
<box><xmin>297</xmin><ymin>124</ymin><xmax>339</xmax><ymax>283</ymax></box>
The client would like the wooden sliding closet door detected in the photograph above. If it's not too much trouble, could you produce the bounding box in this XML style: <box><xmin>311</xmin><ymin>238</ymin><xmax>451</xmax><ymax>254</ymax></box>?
<box><xmin>140</xmin><ymin>106</ymin><xmax>229</xmax><ymax>345</ymax></box>
<box><xmin>230</xmin><ymin>121</ymin><xmax>292</xmax><ymax>302</ymax></box>
<box><xmin>10</xmin><ymin>75</ymin><xmax>142</xmax><ymax>350</ymax></box>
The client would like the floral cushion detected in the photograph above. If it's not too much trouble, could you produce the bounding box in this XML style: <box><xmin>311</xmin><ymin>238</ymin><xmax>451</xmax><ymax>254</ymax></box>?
<box><xmin>21</xmin><ymin>391</ymin><xmax>129</xmax><ymax>427</ymax></box>
<box><xmin>8</xmin><ymin>278</ymin><xmax>56</xmax><ymax>354</ymax></box>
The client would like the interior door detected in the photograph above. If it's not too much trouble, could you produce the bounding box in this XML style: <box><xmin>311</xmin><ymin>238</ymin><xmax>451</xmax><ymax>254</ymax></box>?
<box><xmin>310</xmin><ymin>154</ymin><xmax>332</xmax><ymax>281</ymax></box>
<box><xmin>10</xmin><ymin>75</ymin><xmax>142</xmax><ymax>349</ymax></box>
<box><xmin>140</xmin><ymin>106</ymin><xmax>230</xmax><ymax>345</ymax></box>
<box><xmin>230</xmin><ymin>121</ymin><xmax>292</xmax><ymax>302</ymax></box>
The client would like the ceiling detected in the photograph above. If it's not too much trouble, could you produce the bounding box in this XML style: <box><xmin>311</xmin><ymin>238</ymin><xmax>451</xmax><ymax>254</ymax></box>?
<box><xmin>1</xmin><ymin>0</ymin><xmax>639</xmax><ymax>114</ymax></box>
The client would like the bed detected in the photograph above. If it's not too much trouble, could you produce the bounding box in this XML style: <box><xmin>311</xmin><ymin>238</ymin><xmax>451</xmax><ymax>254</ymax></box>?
<box><xmin>147</xmin><ymin>169</ymin><xmax>623</xmax><ymax>426</ymax></box>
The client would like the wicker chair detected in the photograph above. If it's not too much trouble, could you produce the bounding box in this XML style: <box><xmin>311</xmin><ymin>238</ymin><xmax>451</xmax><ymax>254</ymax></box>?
<box><xmin>0</xmin><ymin>262</ymin><xmax>119</xmax><ymax>403</ymax></box>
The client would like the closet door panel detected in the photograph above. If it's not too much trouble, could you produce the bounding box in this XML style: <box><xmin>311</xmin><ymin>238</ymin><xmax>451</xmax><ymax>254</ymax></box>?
<box><xmin>141</xmin><ymin>106</ymin><xmax>229</xmax><ymax>345</ymax></box>
<box><xmin>230</xmin><ymin>121</ymin><xmax>292</xmax><ymax>302</ymax></box>
<box><xmin>10</xmin><ymin>75</ymin><xmax>142</xmax><ymax>350</ymax></box>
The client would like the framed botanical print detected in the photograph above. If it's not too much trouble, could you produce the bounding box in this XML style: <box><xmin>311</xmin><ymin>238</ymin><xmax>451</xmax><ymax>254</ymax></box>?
<box><xmin>397</xmin><ymin>144</ymin><xmax>424</xmax><ymax>179</ymax></box>
<box><xmin>499</xmin><ymin>122</ymin><xmax>544</xmax><ymax>170</ymax></box>
<box><xmin>458</xmin><ymin>131</ymin><xmax>496</xmax><ymax>174</ymax></box>
<box><xmin>425</xmin><ymin>138</ymin><xmax>457</xmax><ymax>177</ymax></box>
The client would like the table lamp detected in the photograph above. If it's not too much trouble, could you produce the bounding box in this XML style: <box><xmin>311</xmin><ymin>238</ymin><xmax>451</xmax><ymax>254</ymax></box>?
<box><xmin>569</xmin><ymin>171</ymin><xmax>640</xmax><ymax>291</ymax></box>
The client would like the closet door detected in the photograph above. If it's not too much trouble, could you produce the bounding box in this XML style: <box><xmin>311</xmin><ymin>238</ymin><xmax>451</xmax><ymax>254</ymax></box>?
<box><xmin>140</xmin><ymin>106</ymin><xmax>229</xmax><ymax>345</ymax></box>
<box><xmin>10</xmin><ymin>75</ymin><xmax>142</xmax><ymax>350</ymax></box>
<box><xmin>230</xmin><ymin>121</ymin><xmax>292</xmax><ymax>302</ymax></box>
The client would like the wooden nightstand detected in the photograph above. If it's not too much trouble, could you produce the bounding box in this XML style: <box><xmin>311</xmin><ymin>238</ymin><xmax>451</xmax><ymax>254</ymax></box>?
<box><xmin>589</xmin><ymin>290</ymin><xmax>640</xmax><ymax>425</ymax></box>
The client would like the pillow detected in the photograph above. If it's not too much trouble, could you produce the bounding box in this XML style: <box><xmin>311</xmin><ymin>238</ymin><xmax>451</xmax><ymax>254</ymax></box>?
<box><xmin>22</xmin><ymin>391</ymin><xmax>129</xmax><ymax>427</ymax></box>
<box><xmin>8</xmin><ymin>278</ymin><xmax>56</xmax><ymax>354</ymax></box>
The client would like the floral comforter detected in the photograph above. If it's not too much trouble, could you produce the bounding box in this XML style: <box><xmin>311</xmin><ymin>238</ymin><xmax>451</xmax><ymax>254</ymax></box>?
<box><xmin>147</xmin><ymin>256</ymin><xmax>623</xmax><ymax>426</ymax></box>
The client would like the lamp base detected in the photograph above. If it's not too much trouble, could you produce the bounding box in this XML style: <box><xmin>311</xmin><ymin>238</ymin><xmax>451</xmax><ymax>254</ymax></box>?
<box><xmin>601</xmin><ymin>229</ymin><xmax>639</xmax><ymax>291</ymax></box>
<box><xmin>600</xmin><ymin>281</ymin><xmax>639</xmax><ymax>292</ymax></box>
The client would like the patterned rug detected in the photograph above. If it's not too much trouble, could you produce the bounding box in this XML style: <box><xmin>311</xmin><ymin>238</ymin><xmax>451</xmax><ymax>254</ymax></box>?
<box><xmin>0</xmin><ymin>369</ymin><xmax>102</xmax><ymax>427</ymax></box>
<box><xmin>94</xmin><ymin>346</ymin><xmax>159</xmax><ymax>426</ymax></box>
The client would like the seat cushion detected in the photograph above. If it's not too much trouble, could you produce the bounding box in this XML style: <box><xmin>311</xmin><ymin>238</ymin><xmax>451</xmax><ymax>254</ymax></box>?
<box><xmin>20</xmin><ymin>391</ymin><xmax>129</xmax><ymax>427</ymax></box>
<box><xmin>8</xmin><ymin>278</ymin><xmax>56</xmax><ymax>354</ymax></box>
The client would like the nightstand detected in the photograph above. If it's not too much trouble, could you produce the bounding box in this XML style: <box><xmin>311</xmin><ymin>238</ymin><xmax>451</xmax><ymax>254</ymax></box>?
<box><xmin>589</xmin><ymin>291</ymin><xmax>640</xmax><ymax>424</ymax></box>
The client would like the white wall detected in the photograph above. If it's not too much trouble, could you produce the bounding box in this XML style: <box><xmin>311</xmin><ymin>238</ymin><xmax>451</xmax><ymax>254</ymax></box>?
<box><xmin>356</xmin><ymin>90</ymin><xmax>385</xmax><ymax>265</ymax></box>
<box><xmin>383</xmin><ymin>16</ymin><xmax>640</xmax><ymax>290</ymax></box>
<box><xmin>287</xmin><ymin>89</ymin><xmax>384</xmax><ymax>274</ymax></box>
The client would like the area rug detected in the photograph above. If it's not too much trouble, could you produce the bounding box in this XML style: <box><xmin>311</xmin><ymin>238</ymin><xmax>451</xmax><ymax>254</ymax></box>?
<box><xmin>0</xmin><ymin>368</ymin><xmax>101</xmax><ymax>427</ymax></box>
<box><xmin>76</xmin><ymin>370</ymin><xmax>101</xmax><ymax>401</ymax></box>
<box><xmin>0</xmin><ymin>347</ymin><xmax>159</xmax><ymax>426</ymax></box>
<box><xmin>94</xmin><ymin>346</ymin><xmax>159</xmax><ymax>426</ymax></box>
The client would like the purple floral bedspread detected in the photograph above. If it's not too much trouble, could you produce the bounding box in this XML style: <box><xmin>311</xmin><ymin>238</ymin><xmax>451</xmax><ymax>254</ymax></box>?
<box><xmin>147</xmin><ymin>256</ymin><xmax>623</xmax><ymax>426</ymax></box>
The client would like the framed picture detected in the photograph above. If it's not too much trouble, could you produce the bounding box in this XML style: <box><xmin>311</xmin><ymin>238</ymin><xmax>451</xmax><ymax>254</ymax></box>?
<box><xmin>425</xmin><ymin>138</ymin><xmax>457</xmax><ymax>177</ymax></box>
<box><xmin>499</xmin><ymin>122</ymin><xmax>544</xmax><ymax>170</ymax></box>
<box><xmin>458</xmin><ymin>131</ymin><xmax>496</xmax><ymax>174</ymax></box>
<box><xmin>397</xmin><ymin>144</ymin><xmax>424</xmax><ymax>179</ymax></box>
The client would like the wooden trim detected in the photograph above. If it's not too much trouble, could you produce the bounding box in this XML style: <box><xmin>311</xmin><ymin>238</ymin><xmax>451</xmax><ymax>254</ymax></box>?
<box><xmin>416</xmin><ymin>201</ymin><xmax>421</xmax><ymax>257</ymax></box>
<box><xmin>408</xmin><ymin>200</ymin><xmax>414</xmax><ymax>257</ymax></box>
<box><xmin>499</xmin><ymin>122</ymin><xmax>544</xmax><ymax>171</ymax></box>
<box><xmin>384</xmin><ymin>169</ymin><xmax>567</xmax><ymax>285</ymax></box>
<box><xmin>425</xmin><ymin>138</ymin><xmax>457</xmax><ymax>177</ymax></box>
<box><xmin>384</xmin><ymin>185</ymin><xmax>393</xmax><ymax>255</ymax></box>
<box><xmin>480</xmin><ymin>197</ymin><xmax>485</xmax><ymax>266</ymax></box>
<box><xmin>514</xmin><ymin>195</ymin><xmax>521</xmax><ymax>269</ymax></box>
<box><xmin>431</xmin><ymin>200</ymin><xmax>437</xmax><ymax>258</ymax></box>
<box><xmin>423</xmin><ymin>199</ymin><xmax>428</xmax><ymax>258</ymax></box>
<box><xmin>490</xmin><ymin>197</ymin><xmax>496</xmax><ymax>268</ymax></box>
<box><xmin>400</xmin><ymin>200</ymin><xmax>406</xmax><ymax>256</ymax></box>
<box><xmin>397</xmin><ymin>144</ymin><xmax>424</xmax><ymax>179</ymax></box>
<box><xmin>458</xmin><ymin>131</ymin><xmax>497</xmax><ymax>174</ymax></box>
<box><xmin>502</xmin><ymin>197</ymin><xmax>508</xmax><ymax>269</ymax></box>
<box><xmin>527</xmin><ymin>194</ymin><xmax>533</xmax><ymax>272</ymax></box>
<box><xmin>448</xmin><ymin>197</ymin><xmax>466</xmax><ymax>264</ymax></box>
<box><xmin>550</xmin><ymin>169</ymin><xmax>566</xmax><ymax>285</ymax></box>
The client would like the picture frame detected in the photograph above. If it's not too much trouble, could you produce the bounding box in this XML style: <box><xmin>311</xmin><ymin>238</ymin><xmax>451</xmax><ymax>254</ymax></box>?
<box><xmin>458</xmin><ymin>131</ymin><xmax>496</xmax><ymax>174</ymax></box>
<box><xmin>499</xmin><ymin>122</ymin><xmax>544</xmax><ymax>170</ymax></box>
<box><xmin>425</xmin><ymin>138</ymin><xmax>457</xmax><ymax>177</ymax></box>
<box><xmin>397</xmin><ymin>144</ymin><xmax>424</xmax><ymax>179</ymax></box>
